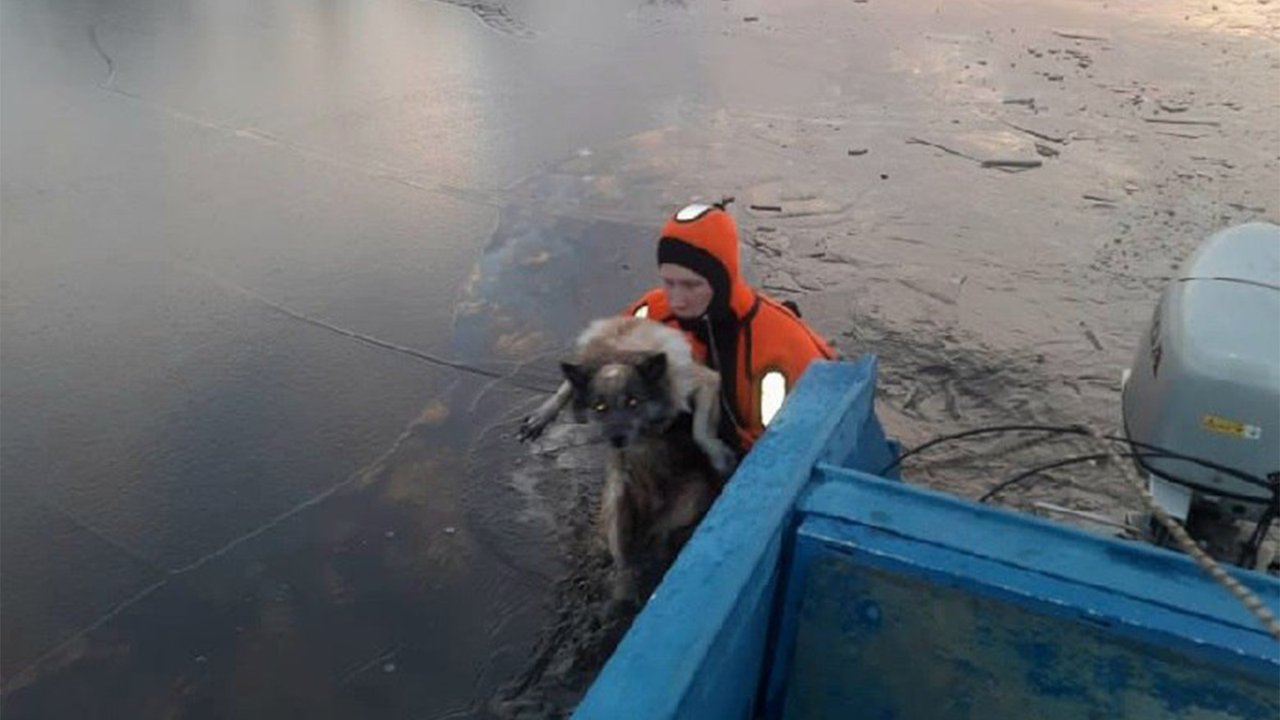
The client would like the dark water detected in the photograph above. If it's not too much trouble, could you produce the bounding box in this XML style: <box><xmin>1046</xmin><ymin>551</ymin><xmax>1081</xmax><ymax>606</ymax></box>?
<box><xmin>1</xmin><ymin>0</ymin><xmax>700</xmax><ymax>715</ymax></box>
<box><xmin>2</xmin><ymin>205</ymin><xmax>653</xmax><ymax>718</ymax></box>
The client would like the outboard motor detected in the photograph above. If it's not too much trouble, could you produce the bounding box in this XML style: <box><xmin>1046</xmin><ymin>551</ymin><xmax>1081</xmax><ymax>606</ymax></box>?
<box><xmin>1122</xmin><ymin>222</ymin><xmax>1280</xmax><ymax>567</ymax></box>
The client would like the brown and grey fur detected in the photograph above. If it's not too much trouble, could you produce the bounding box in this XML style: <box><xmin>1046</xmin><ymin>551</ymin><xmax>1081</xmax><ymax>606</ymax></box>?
<box><xmin>518</xmin><ymin>317</ymin><xmax>737</xmax><ymax>600</ymax></box>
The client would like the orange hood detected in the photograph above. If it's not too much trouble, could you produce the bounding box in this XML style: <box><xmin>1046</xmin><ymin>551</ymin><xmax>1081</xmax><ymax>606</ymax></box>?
<box><xmin>657</xmin><ymin>203</ymin><xmax>756</xmax><ymax>318</ymax></box>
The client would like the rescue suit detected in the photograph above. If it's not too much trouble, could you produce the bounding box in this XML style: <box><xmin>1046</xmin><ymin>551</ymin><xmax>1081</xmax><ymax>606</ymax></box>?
<box><xmin>626</xmin><ymin>202</ymin><xmax>836</xmax><ymax>453</ymax></box>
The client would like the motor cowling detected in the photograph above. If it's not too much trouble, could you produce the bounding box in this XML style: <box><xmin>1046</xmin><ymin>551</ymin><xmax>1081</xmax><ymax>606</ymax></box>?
<box><xmin>1122</xmin><ymin>222</ymin><xmax>1280</xmax><ymax>522</ymax></box>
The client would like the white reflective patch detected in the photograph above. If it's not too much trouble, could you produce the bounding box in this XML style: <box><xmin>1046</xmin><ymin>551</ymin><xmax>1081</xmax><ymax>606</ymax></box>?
<box><xmin>633</xmin><ymin>304</ymin><xmax>649</xmax><ymax>319</ymax></box>
<box><xmin>675</xmin><ymin>203</ymin><xmax>713</xmax><ymax>222</ymax></box>
<box><xmin>760</xmin><ymin>371</ymin><xmax>787</xmax><ymax>427</ymax></box>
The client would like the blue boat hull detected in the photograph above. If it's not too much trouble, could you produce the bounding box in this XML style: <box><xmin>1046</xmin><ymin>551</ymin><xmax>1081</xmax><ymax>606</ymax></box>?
<box><xmin>574</xmin><ymin>357</ymin><xmax>1280</xmax><ymax>720</ymax></box>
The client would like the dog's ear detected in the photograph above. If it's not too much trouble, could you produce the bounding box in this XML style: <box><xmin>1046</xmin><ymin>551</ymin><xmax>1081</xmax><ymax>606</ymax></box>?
<box><xmin>636</xmin><ymin>352</ymin><xmax>668</xmax><ymax>384</ymax></box>
<box><xmin>561</xmin><ymin>361</ymin><xmax>591</xmax><ymax>391</ymax></box>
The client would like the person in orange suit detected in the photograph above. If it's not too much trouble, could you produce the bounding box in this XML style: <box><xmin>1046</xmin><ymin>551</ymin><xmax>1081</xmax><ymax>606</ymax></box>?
<box><xmin>624</xmin><ymin>198</ymin><xmax>836</xmax><ymax>455</ymax></box>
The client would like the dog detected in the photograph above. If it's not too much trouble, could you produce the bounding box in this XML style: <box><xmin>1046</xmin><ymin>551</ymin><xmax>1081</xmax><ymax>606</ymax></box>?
<box><xmin>518</xmin><ymin>317</ymin><xmax>738</xmax><ymax>601</ymax></box>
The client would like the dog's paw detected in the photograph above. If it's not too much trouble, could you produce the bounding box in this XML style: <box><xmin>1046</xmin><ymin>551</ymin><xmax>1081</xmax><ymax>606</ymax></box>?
<box><xmin>517</xmin><ymin>413</ymin><xmax>550</xmax><ymax>443</ymax></box>
<box><xmin>707</xmin><ymin>443</ymin><xmax>738</xmax><ymax>477</ymax></box>
<box><xmin>607</xmin><ymin>560</ymin><xmax>644</xmax><ymax>600</ymax></box>
<box><xmin>603</xmin><ymin>596</ymin><xmax>640</xmax><ymax>622</ymax></box>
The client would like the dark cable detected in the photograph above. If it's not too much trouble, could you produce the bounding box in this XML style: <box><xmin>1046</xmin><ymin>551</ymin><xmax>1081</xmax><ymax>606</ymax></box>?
<box><xmin>979</xmin><ymin>453</ymin><xmax>1117</xmax><ymax>503</ymax></box>
<box><xmin>1238</xmin><ymin>503</ymin><xmax>1278</xmax><ymax>568</ymax></box>
<box><xmin>881</xmin><ymin>424</ymin><xmax>1273</xmax><ymax>493</ymax></box>
<box><xmin>1130</xmin><ymin>455</ymin><xmax>1276</xmax><ymax>504</ymax></box>
<box><xmin>881</xmin><ymin>424</ymin><xmax>1086</xmax><ymax>475</ymax></box>
<box><xmin>979</xmin><ymin>452</ymin><xmax>1278</xmax><ymax>508</ymax></box>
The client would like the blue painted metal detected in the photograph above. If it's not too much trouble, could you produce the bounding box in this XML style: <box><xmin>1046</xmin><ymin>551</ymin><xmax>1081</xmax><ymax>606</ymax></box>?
<box><xmin>572</xmin><ymin>359</ymin><xmax>1280</xmax><ymax>720</ymax></box>
<box><xmin>773</xmin><ymin>472</ymin><xmax>1279</xmax><ymax>719</ymax></box>
<box><xmin>779</xmin><ymin>521</ymin><xmax>1278</xmax><ymax>720</ymax></box>
<box><xmin>801</xmin><ymin>467</ymin><xmax>1280</xmax><ymax>666</ymax></box>
<box><xmin>573</xmin><ymin>357</ymin><xmax>893</xmax><ymax>719</ymax></box>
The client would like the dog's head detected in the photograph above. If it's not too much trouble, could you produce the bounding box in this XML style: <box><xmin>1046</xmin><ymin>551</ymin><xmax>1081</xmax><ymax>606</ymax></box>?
<box><xmin>561</xmin><ymin>353</ymin><xmax>673</xmax><ymax>449</ymax></box>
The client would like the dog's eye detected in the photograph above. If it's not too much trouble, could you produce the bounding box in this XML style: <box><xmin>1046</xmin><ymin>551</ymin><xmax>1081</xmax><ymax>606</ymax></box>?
<box><xmin>594</xmin><ymin>401</ymin><xmax>607</xmax><ymax>412</ymax></box>
<box><xmin>626</xmin><ymin>397</ymin><xmax>638</xmax><ymax>407</ymax></box>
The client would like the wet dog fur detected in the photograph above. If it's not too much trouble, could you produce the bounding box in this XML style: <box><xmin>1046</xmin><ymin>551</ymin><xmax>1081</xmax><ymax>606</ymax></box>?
<box><xmin>519</xmin><ymin>317</ymin><xmax>737</xmax><ymax>601</ymax></box>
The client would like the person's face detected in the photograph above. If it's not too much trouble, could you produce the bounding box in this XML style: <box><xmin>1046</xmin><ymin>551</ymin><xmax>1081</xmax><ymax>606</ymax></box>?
<box><xmin>659</xmin><ymin>264</ymin><xmax>714</xmax><ymax>319</ymax></box>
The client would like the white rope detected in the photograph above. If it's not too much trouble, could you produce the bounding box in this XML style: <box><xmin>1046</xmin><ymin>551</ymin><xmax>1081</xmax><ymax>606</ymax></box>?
<box><xmin>1100</xmin><ymin>429</ymin><xmax>1280</xmax><ymax>641</ymax></box>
